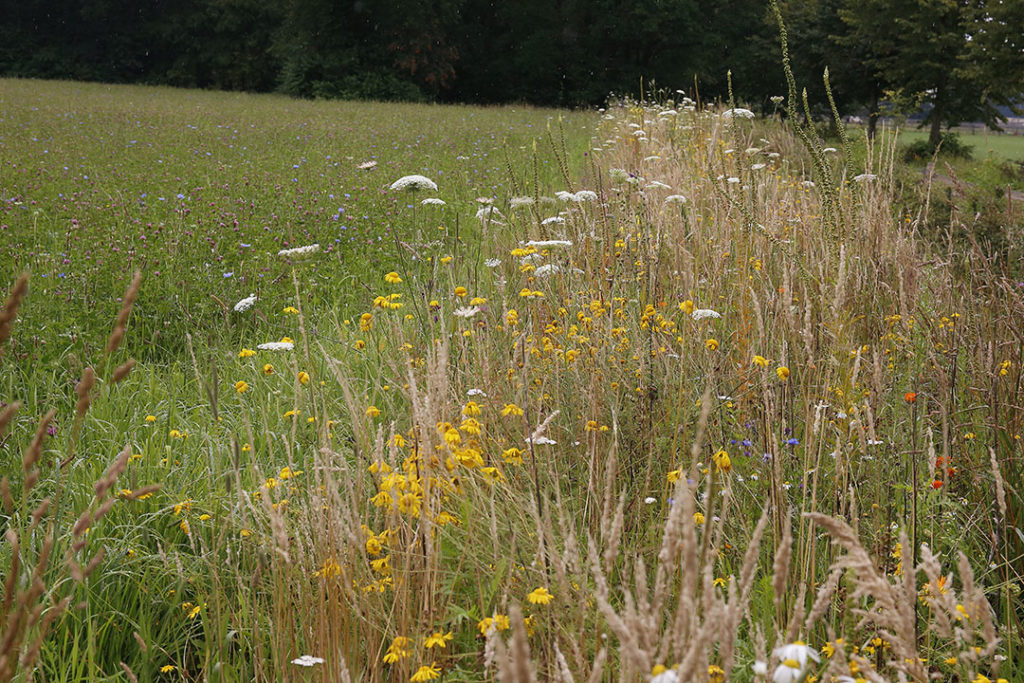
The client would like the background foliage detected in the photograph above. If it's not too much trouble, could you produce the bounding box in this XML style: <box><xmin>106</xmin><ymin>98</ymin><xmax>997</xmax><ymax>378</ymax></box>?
<box><xmin>2</xmin><ymin>0</ymin><xmax>1021</xmax><ymax>141</ymax></box>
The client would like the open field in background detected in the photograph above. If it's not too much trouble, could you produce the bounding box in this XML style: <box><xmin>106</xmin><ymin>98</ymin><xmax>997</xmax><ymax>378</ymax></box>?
<box><xmin>1</xmin><ymin>79</ymin><xmax>1023</xmax><ymax>683</ymax></box>
<box><xmin>896</xmin><ymin>128</ymin><xmax>1024</xmax><ymax>164</ymax></box>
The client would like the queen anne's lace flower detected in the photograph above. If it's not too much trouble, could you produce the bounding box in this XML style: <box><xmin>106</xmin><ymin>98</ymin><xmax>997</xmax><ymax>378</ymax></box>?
<box><xmin>233</xmin><ymin>294</ymin><xmax>257</xmax><ymax>312</ymax></box>
<box><xmin>390</xmin><ymin>174</ymin><xmax>438</xmax><ymax>191</ymax></box>
<box><xmin>722</xmin><ymin>107</ymin><xmax>755</xmax><ymax>120</ymax></box>
<box><xmin>692</xmin><ymin>308</ymin><xmax>721</xmax><ymax>321</ymax></box>
<box><xmin>277</xmin><ymin>244</ymin><xmax>319</xmax><ymax>258</ymax></box>
<box><xmin>257</xmin><ymin>341</ymin><xmax>294</xmax><ymax>351</ymax></box>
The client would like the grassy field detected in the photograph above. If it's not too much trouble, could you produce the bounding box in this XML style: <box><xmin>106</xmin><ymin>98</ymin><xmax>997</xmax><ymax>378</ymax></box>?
<box><xmin>2</xmin><ymin>79</ymin><xmax>1022</xmax><ymax>683</ymax></box>
<box><xmin>897</xmin><ymin>126</ymin><xmax>1024</xmax><ymax>163</ymax></box>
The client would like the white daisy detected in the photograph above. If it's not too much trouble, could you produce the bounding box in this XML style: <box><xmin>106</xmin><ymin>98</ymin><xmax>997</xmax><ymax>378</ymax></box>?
<box><xmin>772</xmin><ymin>641</ymin><xmax>819</xmax><ymax>683</ymax></box>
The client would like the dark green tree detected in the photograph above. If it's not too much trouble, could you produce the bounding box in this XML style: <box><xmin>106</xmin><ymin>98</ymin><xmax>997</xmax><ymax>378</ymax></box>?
<box><xmin>840</xmin><ymin>0</ymin><xmax>1024</xmax><ymax>145</ymax></box>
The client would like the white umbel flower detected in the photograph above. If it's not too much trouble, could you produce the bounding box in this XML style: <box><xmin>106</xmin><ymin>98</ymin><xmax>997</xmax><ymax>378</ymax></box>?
<box><xmin>257</xmin><ymin>341</ymin><xmax>294</xmax><ymax>351</ymax></box>
<box><xmin>421</xmin><ymin>197</ymin><xmax>446</xmax><ymax>206</ymax></box>
<box><xmin>525</xmin><ymin>239</ymin><xmax>572</xmax><ymax>249</ymax></box>
<box><xmin>509</xmin><ymin>196</ymin><xmax>535</xmax><ymax>209</ymax></box>
<box><xmin>233</xmin><ymin>294</ymin><xmax>257</xmax><ymax>312</ymax></box>
<box><xmin>453</xmin><ymin>306</ymin><xmax>481</xmax><ymax>318</ymax></box>
<box><xmin>277</xmin><ymin>244</ymin><xmax>319</xmax><ymax>258</ymax></box>
<box><xmin>291</xmin><ymin>655</ymin><xmax>325</xmax><ymax>667</ymax></box>
<box><xmin>390</xmin><ymin>174</ymin><xmax>438</xmax><ymax>191</ymax></box>
<box><xmin>541</xmin><ymin>216</ymin><xmax>566</xmax><ymax>225</ymax></box>
<box><xmin>692</xmin><ymin>308</ymin><xmax>721</xmax><ymax>321</ymax></box>
<box><xmin>722</xmin><ymin>107</ymin><xmax>755</xmax><ymax>120</ymax></box>
<box><xmin>664</xmin><ymin>194</ymin><xmax>688</xmax><ymax>204</ymax></box>
<box><xmin>853</xmin><ymin>173</ymin><xmax>877</xmax><ymax>183</ymax></box>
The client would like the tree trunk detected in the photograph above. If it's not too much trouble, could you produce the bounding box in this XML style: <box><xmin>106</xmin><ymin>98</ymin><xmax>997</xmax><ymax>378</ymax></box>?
<box><xmin>867</xmin><ymin>90</ymin><xmax>879</xmax><ymax>140</ymax></box>
<box><xmin>929</xmin><ymin>112</ymin><xmax>943</xmax><ymax>147</ymax></box>
<box><xmin>929</xmin><ymin>87</ymin><xmax>944</xmax><ymax>147</ymax></box>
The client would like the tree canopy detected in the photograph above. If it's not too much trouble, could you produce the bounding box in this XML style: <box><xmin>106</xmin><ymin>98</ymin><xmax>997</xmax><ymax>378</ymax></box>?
<box><xmin>1</xmin><ymin>0</ymin><xmax>1020</xmax><ymax>136</ymax></box>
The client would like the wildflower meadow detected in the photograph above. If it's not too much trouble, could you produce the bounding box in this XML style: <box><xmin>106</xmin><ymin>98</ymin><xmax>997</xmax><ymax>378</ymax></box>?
<box><xmin>1</xmin><ymin>73</ymin><xmax>1022</xmax><ymax>683</ymax></box>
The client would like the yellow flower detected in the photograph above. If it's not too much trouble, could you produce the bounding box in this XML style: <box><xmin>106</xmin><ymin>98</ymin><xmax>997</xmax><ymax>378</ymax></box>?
<box><xmin>423</xmin><ymin>631</ymin><xmax>454</xmax><ymax>649</ymax></box>
<box><xmin>238</xmin><ymin>348</ymin><xmax>256</xmax><ymax>358</ymax></box>
<box><xmin>679</xmin><ymin>299</ymin><xmax>694</xmax><ymax>315</ymax></box>
<box><xmin>282</xmin><ymin>306</ymin><xmax>300</xmax><ymax>314</ymax></box>
<box><xmin>410</xmin><ymin>664</ymin><xmax>441</xmax><ymax>681</ymax></box>
<box><xmin>776</xmin><ymin>366</ymin><xmax>790</xmax><ymax>381</ymax></box>
<box><xmin>501</xmin><ymin>447</ymin><xmax>524</xmax><ymax>465</ymax></box>
<box><xmin>712</xmin><ymin>449</ymin><xmax>732</xmax><ymax>473</ymax></box>
<box><xmin>501</xmin><ymin>403</ymin><xmax>524</xmax><ymax>417</ymax></box>
<box><xmin>708</xmin><ymin>664</ymin><xmax>725</xmax><ymax>683</ymax></box>
<box><xmin>462</xmin><ymin>401</ymin><xmax>482</xmax><ymax>416</ymax></box>
<box><xmin>359</xmin><ymin>312</ymin><xmax>373</xmax><ymax>331</ymax></box>
<box><xmin>160</xmin><ymin>665</ymin><xmax>176</xmax><ymax>673</ymax></box>
<box><xmin>366</xmin><ymin>405</ymin><xmax>381</xmax><ymax>418</ymax></box>
<box><xmin>527</xmin><ymin>586</ymin><xmax>553</xmax><ymax>604</ymax></box>
<box><xmin>382</xmin><ymin>635</ymin><xmax>412</xmax><ymax>664</ymax></box>
<box><xmin>179</xmin><ymin>520</ymin><xmax>190</xmax><ymax>534</ymax></box>
<box><xmin>283</xmin><ymin>409</ymin><xmax>299</xmax><ymax>419</ymax></box>
<box><xmin>667</xmin><ymin>469</ymin><xmax>681</xmax><ymax>483</ymax></box>
<box><xmin>752</xmin><ymin>354</ymin><xmax>769</xmax><ymax>367</ymax></box>
<box><xmin>188</xmin><ymin>604</ymin><xmax>201</xmax><ymax>619</ymax></box>
<box><xmin>705</xmin><ymin>338</ymin><xmax>719</xmax><ymax>351</ymax></box>
<box><xmin>280</xmin><ymin>336</ymin><xmax>293</xmax><ymax>344</ymax></box>
<box><xmin>693</xmin><ymin>512</ymin><xmax>705</xmax><ymax>525</ymax></box>
<box><xmin>477</xmin><ymin>614</ymin><xmax>511</xmax><ymax>635</ymax></box>
<box><xmin>145</xmin><ymin>414</ymin><xmax>157</xmax><ymax>423</ymax></box>
<box><xmin>506</xmin><ymin>309</ymin><xmax>518</xmax><ymax>326</ymax></box>
<box><xmin>713</xmin><ymin>577</ymin><xmax>727</xmax><ymax>588</ymax></box>
<box><xmin>235</xmin><ymin>380</ymin><xmax>249</xmax><ymax>394</ymax></box>
<box><xmin>470</xmin><ymin>296</ymin><xmax>487</xmax><ymax>305</ymax></box>
<box><xmin>297</xmin><ymin>371</ymin><xmax>310</xmax><ymax>385</ymax></box>
<box><xmin>454</xmin><ymin>286</ymin><xmax>467</xmax><ymax>297</ymax></box>
<box><xmin>384</xmin><ymin>271</ymin><xmax>402</xmax><ymax>284</ymax></box>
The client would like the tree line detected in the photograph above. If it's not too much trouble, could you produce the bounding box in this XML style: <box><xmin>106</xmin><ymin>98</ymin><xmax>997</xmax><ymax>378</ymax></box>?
<box><xmin>1</xmin><ymin>0</ymin><xmax>1020</xmax><ymax>143</ymax></box>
